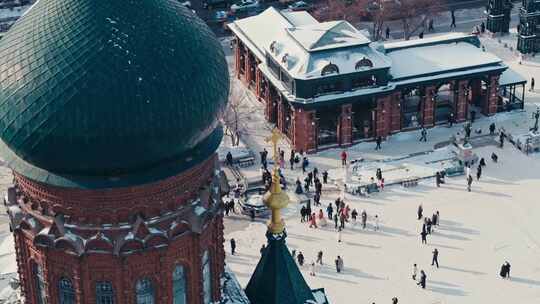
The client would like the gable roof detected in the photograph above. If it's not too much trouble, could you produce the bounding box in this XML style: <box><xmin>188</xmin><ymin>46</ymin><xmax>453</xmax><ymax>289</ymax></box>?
<box><xmin>287</xmin><ymin>21</ymin><xmax>371</xmax><ymax>51</ymax></box>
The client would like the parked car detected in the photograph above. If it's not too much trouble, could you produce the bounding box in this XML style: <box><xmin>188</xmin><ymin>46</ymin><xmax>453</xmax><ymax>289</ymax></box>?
<box><xmin>230</xmin><ymin>0</ymin><xmax>259</xmax><ymax>13</ymax></box>
<box><xmin>288</xmin><ymin>1</ymin><xmax>312</xmax><ymax>11</ymax></box>
<box><xmin>214</xmin><ymin>10</ymin><xmax>229</xmax><ymax>22</ymax></box>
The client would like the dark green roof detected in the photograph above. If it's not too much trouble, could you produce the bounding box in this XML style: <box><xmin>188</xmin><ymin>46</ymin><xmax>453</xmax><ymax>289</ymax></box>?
<box><xmin>245</xmin><ymin>231</ymin><xmax>315</xmax><ymax>304</ymax></box>
<box><xmin>0</xmin><ymin>0</ymin><xmax>229</xmax><ymax>188</ymax></box>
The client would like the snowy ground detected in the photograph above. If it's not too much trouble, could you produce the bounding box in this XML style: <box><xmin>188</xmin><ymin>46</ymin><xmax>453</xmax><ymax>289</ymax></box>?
<box><xmin>223</xmin><ymin>24</ymin><xmax>540</xmax><ymax>304</ymax></box>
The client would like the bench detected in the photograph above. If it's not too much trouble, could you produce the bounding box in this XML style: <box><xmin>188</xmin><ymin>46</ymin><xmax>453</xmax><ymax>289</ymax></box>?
<box><xmin>402</xmin><ymin>177</ymin><xmax>419</xmax><ymax>188</ymax></box>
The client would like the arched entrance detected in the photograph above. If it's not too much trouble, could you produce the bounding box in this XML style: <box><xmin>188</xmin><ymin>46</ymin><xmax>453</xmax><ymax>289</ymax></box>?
<box><xmin>433</xmin><ymin>83</ymin><xmax>455</xmax><ymax>124</ymax></box>
<box><xmin>352</xmin><ymin>99</ymin><xmax>376</xmax><ymax>141</ymax></box>
<box><xmin>316</xmin><ymin>105</ymin><xmax>340</xmax><ymax>147</ymax></box>
<box><xmin>401</xmin><ymin>87</ymin><xmax>423</xmax><ymax>129</ymax></box>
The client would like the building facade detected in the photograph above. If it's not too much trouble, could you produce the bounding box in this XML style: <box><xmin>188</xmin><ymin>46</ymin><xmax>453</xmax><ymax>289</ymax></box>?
<box><xmin>517</xmin><ymin>0</ymin><xmax>540</xmax><ymax>54</ymax></box>
<box><xmin>0</xmin><ymin>0</ymin><xmax>230</xmax><ymax>303</ymax></box>
<box><xmin>229</xmin><ymin>8</ymin><xmax>526</xmax><ymax>153</ymax></box>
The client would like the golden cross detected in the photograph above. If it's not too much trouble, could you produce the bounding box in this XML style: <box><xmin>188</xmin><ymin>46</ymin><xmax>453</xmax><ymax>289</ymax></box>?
<box><xmin>265</xmin><ymin>128</ymin><xmax>281</xmax><ymax>164</ymax></box>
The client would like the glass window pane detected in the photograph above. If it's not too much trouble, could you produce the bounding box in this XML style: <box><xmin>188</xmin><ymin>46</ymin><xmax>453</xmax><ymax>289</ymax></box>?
<box><xmin>96</xmin><ymin>281</ymin><xmax>115</xmax><ymax>304</ymax></box>
<box><xmin>173</xmin><ymin>265</ymin><xmax>187</xmax><ymax>304</ymax></box>
<box><xmin>135</xmin><ymin>278</ymin><xmax>154</xmax><ymax>304</ymax></box>
<box><xmin>58</xmin><ymin>277</ymin><xmax>75</xmax><ymax>304</ymax></box>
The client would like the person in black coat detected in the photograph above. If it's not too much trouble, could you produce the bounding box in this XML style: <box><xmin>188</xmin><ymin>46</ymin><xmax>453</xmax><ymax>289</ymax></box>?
<box><xmin>322</xmin><ymin>170</ymin><xmax>328</xmax><ymax>184</ymax></box>
<box><xmin>421</xmin><ymin>230</ymin><xmax>428</xmax><ymax>244</ymax></box>
<box><xmin>476</xmin><ymin>165</ymin><xmax>482</xmax><ymax>180</ymax></box>
<box><xmin>431</xmin><ymin>248</ymin><xmax>439</xmax><ymax>268</ymax></box>
<box><xmin>230</xmin><ymin>238</ymin><xmax>236</xmax><ymax>255</ymax></box>
<box><xmin>375</xmin><ymin>136</ymin><xmax>382</xmax><ymax>150</ymax></box>
<box><xmin>417</xmin><ymin>270</ymin><xmax>427</xmax><ymax>288</ymax></box>
<box><xmin>297</xmin><ymin>251</ymin><xmax>305</xmax><ymax>266</ymax></box>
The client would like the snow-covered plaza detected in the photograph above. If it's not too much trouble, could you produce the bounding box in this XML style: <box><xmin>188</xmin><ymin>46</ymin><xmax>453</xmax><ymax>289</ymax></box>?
<box><xmin>221</xmin><ymin>30</ymin><xmax>540</xmax><ymax>303</ymax></box>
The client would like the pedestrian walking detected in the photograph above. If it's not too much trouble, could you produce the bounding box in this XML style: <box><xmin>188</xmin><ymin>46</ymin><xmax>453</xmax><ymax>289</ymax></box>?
<box><xmin>374</xmin><ymin>214</ymin><xmax>380</xmax><ymax>231</ymax></box>
<box><xmin>428</xmin><ymin>19</ymin><xmax>434</xmax><ymax>31</ymax></box>
<box><xmin>491</xmin><ymin>152</ymin><xmax>499</xmax><ymax>163</ymax></box>
<box><xmin>417</xmin><ymin>204</ymin><xmax>423</xmax><ymax>220</ymax></box>
<box><xmin>467</xmin><ymin>174</ymin><xmax>473</xmax><ymax>192</ymax></box>
<box><xmin>531</xmin><ymin>77</ymin><xmax>535</xmax><ymax>92</ymax></box>
<box><xmin>450</xmin><ymin>10</ymin><xmax>456</xmax><ymax>28</ymax></box>
<box><xmin>421</xmin><ymin>230</ymin><xmax>428</xmax><ymax>244</ymax></box>
<box><xmin>489</xmin><ymin>123</ymin><xmax>496</xmax><ymax>135</ymax></box>
<box><xmin>310</xmin><ymin>261</ymin><xmax>316</xmax><ymax>276</ymax></box>
<box><xmin>499</xmin><ymin>131</ymin><xmax>505</xmax><ymax>148</ymax></box>
<box><xmin>435</xmin><ymin>171</ymin><xmax>441</xmax><ymax>187</ymax></box>
<box><xmin>465</xmin><ymin>164</ymin><xmax>471</xmax><ymax>181</ymax></box>
<box><xmin>361</xmin><ymin>209</ymin><xmax>367</xmax><ymax>229</ymax></box>
<box><xmin>260</xmin><ymin>244</ymin><xmax>266</xmax><ymax>256</ymax></box>
<box><xmin>297</xmin><ymin>251</ymin><xmax>305</xmax><ymax>266</ymax></box>
<box><xmin>481</xmin><ymin>21</ymin><xmax>485</xmax><ymax>33</ymax></box>
<box><xmin>230</xmin><ymin>238</ymin><xmax>236</xmax><ymax>255</ymax></box>
<box><xmin>417</xmin><ymin>270</ymin><xmax>427</xmax><ymax>288</ymax></box>
<box><xmin>499</xmin><ymin>261</ymin><xmax>511</xmax><ymax>279</ymax></box>
<box><xmin>341</xmin><ymin>150</ymin><xmax>348</xmax><ymax>166</ymax></box>
<box><xmin>431</xmin><ymin>248</ymin><xmax>439</xmax><ymax>268</ymax></box>
<box><xmin>412</xmin><ymin>263</ymin><xmax>418</xmax><ymax>280</ymax></box>
<box><xmin>419</xmin><ymin>127</ymin><xmax>427</xmax><ymax>142</ymax></box>
<box><xmin>317</xmin><ymin>251</ymin><xmax>323</xmax><ymax>265</ymax></box>
<box><xmin>419</xmin><ymin>31</ymin><xmax>424</xmax><ymax>39</ymax></box>
<box><xmin>333</xmin><ymin>213</ymin><xmax>338</xmax><ymax>229</ymax></box>
<box><xmin>322</xmin><ymin>170</ymin><xmax>328</xmax><ymax>184</ymax></box>
<box><xmin>326</xmin><ymin>203</ymin><xmax>333</xmax><ymax>220</ymax></box>
<box><xmin>375</xmin><ymin>136</ymin><xmax>382</xmax><ymax>150</ymax></box>
<box><xmin>335</xmin><ymin>256</ymin><xmax>343</xmax><ymax>273</ymax></box>
<box><xmin>385</xmin><ymin>26</ymin><xmax>390</xmax><ymax>39</ymax></box>
<box><xmin>476</xmin><ymin>165</ymin><xmax>482</xmax><ymax>180</ymax></box>
<box><xmin>392</xmin><ymin>297</ymin><xmax>399</xmax><ymax>304</ymax></box>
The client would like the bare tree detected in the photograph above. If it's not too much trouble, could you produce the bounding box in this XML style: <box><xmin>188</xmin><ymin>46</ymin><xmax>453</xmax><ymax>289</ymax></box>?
<box><xmin>222</xmin><ymin>80</ymin><xmax>247</xmax><ymax>147</ymax></box>
<box><xmin>312</xmin><ymin>0</ymin><xmax>369</xmax><ymax>24</ymax></box>
<box><xmin>386</xmin><ymin>0</ymin><xmax>445</xmax><ymax>40</ymax></box>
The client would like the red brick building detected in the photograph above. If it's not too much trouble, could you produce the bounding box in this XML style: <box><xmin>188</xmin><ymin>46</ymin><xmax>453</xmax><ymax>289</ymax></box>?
<box><xmin>229</xmin><ymin>8</ymin><xmax>527</xmax><ymax>153</ymax></box>
<box><xmin>0</xmin><ymin>0</ymin><xmax>230</xmax><ymax>303</ymax></box>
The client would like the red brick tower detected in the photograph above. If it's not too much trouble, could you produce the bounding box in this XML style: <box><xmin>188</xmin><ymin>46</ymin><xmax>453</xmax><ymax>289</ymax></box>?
<box><xmin>0</xmin><ymin>0</ymin><xmax>230</xmax><ymax>303</ymax></box>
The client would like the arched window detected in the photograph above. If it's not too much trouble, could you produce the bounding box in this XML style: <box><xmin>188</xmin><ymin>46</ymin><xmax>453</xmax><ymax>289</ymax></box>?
<box><xmin>202</xmin><ymin>250</ymin><xmax>212</xmax><ymax>304</ymax></box>
<box><xmin>355</xmin><ymin>57</ymin><xmax>373</xmax><ymax>70</ymax></box>
<box><xmin>58</xmin><ymin>277</ymin><xmax>75</xmax><ymax>304</ymax></box>
<box><xmin>173</xmin><ymin>265</ymin><xmax>187</xmax><ymax>304</ymax></box>
<box><xmin>33</xmin><ymin>263</ymin><xmax>47</xmax><ymax>304</ymax></box>
<box><xmin>96</xmin><ymin>281</ymin><xmax>115</xmax><ymax>304</ymax></box>
<box><xmin>135</xmin><ymin>278</ymin><xmax>154</xmax><ymax>304</ymax></box>
<box><xmin>321</xmin><ymin>63</ymin><xmax>339</xmax><ymax>76</ymax></box>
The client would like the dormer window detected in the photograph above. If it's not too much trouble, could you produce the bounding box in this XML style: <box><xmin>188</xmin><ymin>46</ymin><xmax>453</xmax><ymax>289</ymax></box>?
<box><xmin>355</xmin><ymin>57</ymin><xmax>373</xmax><ymax>70</ymax></box>
<box><xmin>321</xmin><ymin>63</ymin><xmax>339</xmax><ymax>76</ymax></box>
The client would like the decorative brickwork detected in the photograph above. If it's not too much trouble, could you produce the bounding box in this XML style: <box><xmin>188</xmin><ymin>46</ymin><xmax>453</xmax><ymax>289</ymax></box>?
<box><xmin>483</xmin><ymin>75</ymin><xmax>500</xmax><ymax>116</ymax></box>
<box><xmin>7</xmin><ymin>154</ymin><xmax>226</xmax><ymax>304</ymax></box>
<box><xmin>338</xmin><ymin>104</ymin><xmax>353</xmax><ymax>146</ymax></box>
<box><xmin>390</xmin><ymin>92</ymin><xmax>402</xmax><ymax>132</ymax></box>
<box><xmin>293</xmin><ymin>108</ymin><xmax>317</xmax><ymax>153</ymax></box>
<box><xmin>375</xmin><ymin>95</ymin><xmax>392</xmax><ymax>137</ymax></box>
<box><xmin>422</xmin><ymin>86</ymin><xmax>436</xmax><ymax>127</ymax></box>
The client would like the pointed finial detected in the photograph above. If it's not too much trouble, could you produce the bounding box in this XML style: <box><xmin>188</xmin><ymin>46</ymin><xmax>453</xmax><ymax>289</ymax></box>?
<box><xmin>263</xmin><ymin>128</ymin><xmax>290</xmax><ymax>234</ymax></box>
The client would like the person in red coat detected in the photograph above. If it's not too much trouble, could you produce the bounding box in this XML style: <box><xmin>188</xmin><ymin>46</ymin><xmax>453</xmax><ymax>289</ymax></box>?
<box><xmin>341</xmin><ymin>150</ymin><xmax>347</xmax><ymax>166</ymax></box>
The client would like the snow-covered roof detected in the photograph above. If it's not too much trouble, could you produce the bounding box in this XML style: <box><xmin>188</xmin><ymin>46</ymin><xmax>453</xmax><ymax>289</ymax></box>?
<box><xmin>286</xmin><ymin>21</ymin><xmax>371</xmax><ymax>51</ymax></box>
<box><xmin>499</xmin><ymin>68</ymin><xmax>527</xmax><ymax>86</ymax></box>
<box><xmin>386</xmin><ymin>41</ymin><xmax>502</xmax><ymax>80</ymax></box>
<box><xmin>281</xmin><ymin>10</ymin><xmax>318</xmax><ymax>26</ymax></box>
<box><xmin>384</xmin><ymin>32</ymin><xmax>474</xmax><ymax>51</ymax></box>
<box><xmin>231</xmin><ymin>8</ymin><xmax>388</xmax><ymax>79</ymax></box>
<box><xmin>228</xmin><ymin>7</ymin><xmax>316</xmax><ymax>61</ymax></box>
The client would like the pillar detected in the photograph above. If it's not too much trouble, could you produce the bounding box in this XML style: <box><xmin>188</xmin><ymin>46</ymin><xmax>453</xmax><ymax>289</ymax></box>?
<box><xmin>456</xmin><ymin>80</ymin><xmax>469</xmax><ymax>122</ymax></box>
<box><xmin>375</xmin><ymin>95</ymin><xmax>392</xmax><ymax>138</ymax></box>
<box><xmin>422</xmin><ymin>86</ymin><xmax>436</xmax><ymax>127</ymax></box>
<box><xmin>234</xmin><ymin>39</ymin><xmax>241</xmax><ymax>79</ymax></box>
<box><xmin>390</xmin><ymin>92</ymin><xmax>401</xmax><ymax>132</ymax></box>
<box><xmin>277</xmin><ymin>95</ymin><xmax>285</xmax><ymax>132</ymax></box>
<box><xmin>244</xmin><ymin>50</ymin><xmax>251</xmax><ymax>85</ymax></box>
<box><xmin>338</xmin><ymin>104</ymin><xmax>353</xmax><ymax>147</ymax></box>
<box><xmin>293</xmin><ymin>108</ymin><xmax>317</xmax><ymax>153</ymax></box>
<box><xmin>483</xmin><ymin>75</ymin><xmax>499</xmax><ymax>116</ymax></box>
<box><xmin>255</xmin><ymin>68</ymin><xmax>262</xmax><ymax>100</ymax></box>
<box><xmin>265</xmin><ymin>85</ymin><xmax>277</xmax><ymax>123</ymax></box>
